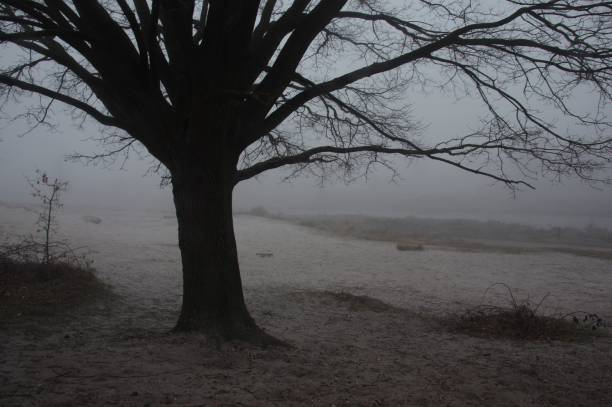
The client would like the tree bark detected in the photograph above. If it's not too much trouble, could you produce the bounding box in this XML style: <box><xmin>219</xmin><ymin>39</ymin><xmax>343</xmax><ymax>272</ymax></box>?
<box><xmin>172</xmin><ymin>165</ymin><xmax>248</xmax><ymax>332</ymax></box>
<box><xmin>171</xmin><ymin>161</ymin><xmax>281</xmax><ymax>345</ymax></box>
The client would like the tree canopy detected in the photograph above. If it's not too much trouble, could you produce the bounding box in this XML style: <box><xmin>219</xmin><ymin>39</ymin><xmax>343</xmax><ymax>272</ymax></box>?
<box><xmin>1</xmin><ymin>0</ymin><xmax>610</xmax><ymax>189</ymax></box>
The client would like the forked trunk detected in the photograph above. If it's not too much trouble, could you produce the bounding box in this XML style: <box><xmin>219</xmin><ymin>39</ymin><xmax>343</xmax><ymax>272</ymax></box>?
<box><xmin>171</xmin><ymin>165</ymin><xmax>269</xmax><ymax>342</ymax></box>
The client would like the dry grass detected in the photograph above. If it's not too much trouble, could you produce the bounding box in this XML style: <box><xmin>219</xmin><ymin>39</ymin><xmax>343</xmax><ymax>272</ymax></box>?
<box><xmin>454</xmin><ymin>305</ymin><xmax>580</xmax><ymax>340</ymax></box>
<box><xmin>0</xmin><ymin>254</ymin><xmax>110</xmax><ymax>317</ymax></box>
<box><xmin>320</xmin><ymin>291</ymin><xmax>400</xmax><ymax>313</ymax></box>
<box><xmin>451</xmin><ymin>284</ymin><xmax>608</xmax><ymax>341</ymax></box>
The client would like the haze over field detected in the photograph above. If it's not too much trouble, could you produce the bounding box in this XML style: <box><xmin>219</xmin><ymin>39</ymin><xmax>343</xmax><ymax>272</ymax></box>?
<box><xmin>1</xmin><ymin>25</ymin><xmax>611</xmax><ymax>227</ymax></box>
<box><xmin>1</xmin><ymin>94</ymin><xmax>612</xmax><ymax>228</ymax></box>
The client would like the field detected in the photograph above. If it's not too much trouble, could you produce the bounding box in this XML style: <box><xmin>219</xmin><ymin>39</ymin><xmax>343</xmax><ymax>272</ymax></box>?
<box><xmin>1</xmin><ymin>203</ymin><xmax>611</xmax><ymax>406</ymax></box>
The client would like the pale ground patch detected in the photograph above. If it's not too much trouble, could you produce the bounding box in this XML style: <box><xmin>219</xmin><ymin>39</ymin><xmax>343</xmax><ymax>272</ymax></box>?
<box><xmin>1</xmin><ymin>203</ymin><xmax>611</xmax><ymax>406</ymax></box>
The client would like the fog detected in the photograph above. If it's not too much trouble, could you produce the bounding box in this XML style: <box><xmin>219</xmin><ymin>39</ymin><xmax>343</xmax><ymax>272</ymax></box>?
<box><xmin>3</xmin><ymin>4</ymin><xmax>612</xmax><ymax>405</ymax></box>
<box><xmin>1</xmin><ymin>9</ymin><xmax>611</xmax><ymax>231</ymax></box>
<box><xmin>1</xmin><ymin>89</ymin><xmax>611</xmax><ymax>229</ymax></box>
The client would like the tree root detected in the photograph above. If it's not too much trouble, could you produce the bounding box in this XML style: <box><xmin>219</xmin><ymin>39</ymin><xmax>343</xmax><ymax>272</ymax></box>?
<box><xmin>172</xmin><ymin>317</ymin><xmax>291</xmax><ymax>349</ymax></box>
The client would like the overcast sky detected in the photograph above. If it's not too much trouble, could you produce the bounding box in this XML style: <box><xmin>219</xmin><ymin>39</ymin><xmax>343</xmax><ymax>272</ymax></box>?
<box><xmin>1</xmin><ymin>88</ymin><xmax>611</xmax><ymax>229</ymax></box>
<box><xmin>1</xmin><ymin>2</ymin><xmax>611</xmax><ymax>229</ymax></box>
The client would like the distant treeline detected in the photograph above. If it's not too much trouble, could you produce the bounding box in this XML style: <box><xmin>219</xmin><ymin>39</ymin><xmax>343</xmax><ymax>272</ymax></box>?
<box><xmin>238</xmin><ymin>206</ymin><xmax>612</xmax><ymax>249</ymax></box>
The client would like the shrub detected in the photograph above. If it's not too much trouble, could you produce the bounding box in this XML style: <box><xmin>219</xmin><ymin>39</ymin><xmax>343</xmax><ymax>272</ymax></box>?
<box><xmin>452</xmin><ymin>284</ymin><xmax>608</xmax><ymax>341</ymax></box>
<box><xmin>0</xmin><ymin>172</ymin><xmax>104</xmax><ymax>316</ymax></box>
<box><xmin>0</xmin><ymin>171</ymin><xmax>91</xmax><ymax>268</ymax></box>
<box><xmin>0</xmin><ymin>254</ymin><xmax>107</xmax><ymax>315</ymax></box>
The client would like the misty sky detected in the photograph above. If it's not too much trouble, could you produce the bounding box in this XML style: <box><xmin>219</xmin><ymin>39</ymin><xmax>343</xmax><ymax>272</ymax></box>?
<box><xmin>2</xmin><ymin>88</ymin><xmax>611</xmax><ymax>229</ymax></box>
<box><xmin>1</xmin><ymin>1</ymin><xmax>612</xmax><ymax>229</ymax></box>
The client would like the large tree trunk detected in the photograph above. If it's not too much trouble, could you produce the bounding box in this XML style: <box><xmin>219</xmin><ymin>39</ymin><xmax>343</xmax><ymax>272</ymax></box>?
<box><xmin>171</xmin><ymin>162</ymin><xmax>276</xmax><ymax>344</ymax></box>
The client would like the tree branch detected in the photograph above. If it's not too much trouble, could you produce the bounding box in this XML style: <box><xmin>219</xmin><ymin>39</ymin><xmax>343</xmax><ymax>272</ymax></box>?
<box><xmin>0</xmin><ymin>74</ymin><xmax>121</xmax><ymax>127</ymax></box>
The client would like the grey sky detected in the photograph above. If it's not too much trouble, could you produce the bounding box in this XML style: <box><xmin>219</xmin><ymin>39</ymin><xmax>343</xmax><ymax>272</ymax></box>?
<box><xmin>1</xmin><ymin>88</ymin><xmax>611</xmax><ymax>229</ymax></box>
<box><xmin>1</xmin><ymin>1</ymin><xmax>611</xmax><ymax>229</ymax></box>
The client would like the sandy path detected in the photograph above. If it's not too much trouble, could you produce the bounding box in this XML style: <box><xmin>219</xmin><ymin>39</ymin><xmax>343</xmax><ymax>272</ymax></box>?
<box><xmin>1</xmin><ymin>205</ymin><xmax>611</xmax><ymax>406</ymax></box>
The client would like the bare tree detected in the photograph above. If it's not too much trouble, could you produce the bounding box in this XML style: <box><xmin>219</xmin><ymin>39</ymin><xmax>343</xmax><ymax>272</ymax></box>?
<box><xmin>0</xmin><ymin>0</ymin><xmax>610</xmax><ymax>342</ymax></box>
<box><xmin>29</xmin><ymin>170</ymin><xmax>69</xmax><ymax>264</ymax></box>
<box><xmin>1</xmin><ymin>171</ymin><xmax>92</xmax><ymax>271</ymax></box>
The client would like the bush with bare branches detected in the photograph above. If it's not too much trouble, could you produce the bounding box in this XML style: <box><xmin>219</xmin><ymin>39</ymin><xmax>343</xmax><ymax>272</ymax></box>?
<box><xmin>0</xmin><ymin>171</ymin><xmax>91</xmax><ymax>270</ymax></box>
<box><xmin>452</xmin><ymin>283</ymin><xmax>608</xmax><ymax>341</ymax></box>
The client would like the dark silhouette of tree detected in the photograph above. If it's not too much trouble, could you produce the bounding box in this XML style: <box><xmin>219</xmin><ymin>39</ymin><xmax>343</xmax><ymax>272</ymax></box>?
<box><xmin>1</xmin><ymin>0</ymin><xmax>611</xmax><ymax>342</ymax></box>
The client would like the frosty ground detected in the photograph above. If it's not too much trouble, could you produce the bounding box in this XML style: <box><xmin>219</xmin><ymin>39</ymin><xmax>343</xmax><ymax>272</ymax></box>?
<box><xmin>1</xmin><ymin>203</ymin><xmax>611</xmax><ymax>406</ymax></box>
